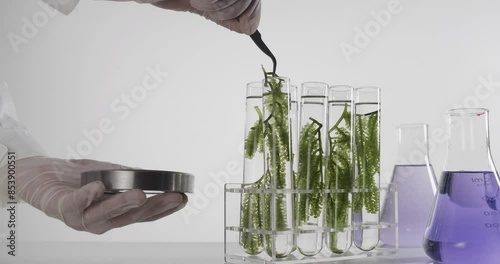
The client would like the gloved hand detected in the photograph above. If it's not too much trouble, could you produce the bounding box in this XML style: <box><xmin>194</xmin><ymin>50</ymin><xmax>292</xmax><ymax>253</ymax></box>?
<box><xmin>43</xmin><ymin>0</ymin><xmax>261</xmax><ymax>34</ymax></box>
<box><xmin>0</xmin><ymin>82</ymin><xmax>187</xmax><ymax>234</ymax></box>
<box><xmin>15</xmin><ymin>156</ymin><xmax>187</xmax><ymax>234</ymax></box>
<box><xmin>41</xmin><ymin>0</ymin><xmax>81</xmax><ymax>15</ymax></box>
<box><xmin>112</xmin><ymin>0</ymin><xmax>261</xmax><ymax>35</ymax></box>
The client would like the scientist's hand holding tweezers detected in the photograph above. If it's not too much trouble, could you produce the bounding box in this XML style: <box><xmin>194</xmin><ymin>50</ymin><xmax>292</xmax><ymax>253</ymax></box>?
<box><xmin>43</xmin><ymin>0</ymin><xmax>261</xmax><ymax>35</ymax></box>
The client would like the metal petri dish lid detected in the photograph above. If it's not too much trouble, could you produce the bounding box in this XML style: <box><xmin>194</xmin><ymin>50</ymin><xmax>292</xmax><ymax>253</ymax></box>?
<box><xmin>81</xmin><ymin>169</ymin><xmax>195</xmax><ymax>194</ymax></box>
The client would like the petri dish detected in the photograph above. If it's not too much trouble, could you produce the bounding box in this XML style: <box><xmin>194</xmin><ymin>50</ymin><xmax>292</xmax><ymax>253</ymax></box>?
<box><xmin>81</xmin><ymin>169</ymin><xmax>194</xmax><ymax>194</ymax></box>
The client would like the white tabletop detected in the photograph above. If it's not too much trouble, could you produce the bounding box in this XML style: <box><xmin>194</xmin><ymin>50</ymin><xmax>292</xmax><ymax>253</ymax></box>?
<box><xmin>1</xmin><ymin>242</ymin><xmax>434</xmax><ymax>264</ymax></box>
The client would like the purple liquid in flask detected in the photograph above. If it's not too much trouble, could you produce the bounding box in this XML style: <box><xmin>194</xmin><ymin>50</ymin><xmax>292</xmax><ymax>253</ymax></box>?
<box><xmin>381</xmin><ymin>164</ymin><xmax>437</xmax><ymax>248</ymax></box>
<box><xmin>423</xmin><ymin>171</ymin><xmax>500</xmax><ymax>263</ymax></box>
<box><xmin>381</xmin><ymin>124</ymin><xmax>438</xmax><ymax>248</ymax></box>
<box><xmin>423</xmin><ymin>108</ymin><xmax>500</xmax><ymax>263</ymax></box>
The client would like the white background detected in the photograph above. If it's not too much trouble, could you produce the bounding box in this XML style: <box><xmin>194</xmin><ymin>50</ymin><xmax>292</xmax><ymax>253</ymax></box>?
<box><xmin>1</xmin><ymin>0</ymin><xmax>500</xmax><ymax>243</ymax></box>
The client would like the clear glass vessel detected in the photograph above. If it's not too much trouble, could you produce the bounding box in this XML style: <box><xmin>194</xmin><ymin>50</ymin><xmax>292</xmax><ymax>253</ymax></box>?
<box><xmin>226</xmin><ymin>80</ymin><xmax>398</xmax><ymax>263</ymax></box>
<box><xmin>423</xmin><ymin>108</ymin><xmax>500</xmax><ymax>263</ymax></box>
<box><xmin>353</xmin><ymin>87</ymin><xmax>381</xmax><ymax>251</ymax></box>
<box><xmin>239</xmin><ymin>81</ymin><xmax>265</xmax><ymax>255</ymax></box>
<box><xmin>261</xmin><ymin>76</ymin><xmax>296</xmax><ymax>259</ymax></box>
<box><xmin>295</xmin><ymin>82</ymin><xmax>328</xmax><ymax>256</ymax></box>
<box><xmin>381</xmin><ymin>124</ymin><xmax>437</xmax><ymax>248</ymax></box>
<box><xmin>324</xmin><ymin>85</ymin><xmax>354</xmax><ymax>254</ymax></box>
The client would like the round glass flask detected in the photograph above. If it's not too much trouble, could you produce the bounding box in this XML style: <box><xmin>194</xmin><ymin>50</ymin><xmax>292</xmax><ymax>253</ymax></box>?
<box><xmin>423</xmin><ymin>108</ymin><xmax>500</xmax><ymax>263</ymax></box>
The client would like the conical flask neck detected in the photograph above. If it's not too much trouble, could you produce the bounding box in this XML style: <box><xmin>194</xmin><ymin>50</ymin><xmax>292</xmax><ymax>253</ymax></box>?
<box><xmin>396</xmin><ymin>124</ymin><xmax>430</xmax><ymax>165</ymax></box>
<box><xmin>445</xmin><ymin>108</ymin><xmax>492</xmax><ymax>171</ymax></box>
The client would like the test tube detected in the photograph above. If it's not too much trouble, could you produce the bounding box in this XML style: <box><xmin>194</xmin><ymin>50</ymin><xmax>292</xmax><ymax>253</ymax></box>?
<box><xmin>295</xmin><ymin>82</ymin><xmax>328</xmax><ymax>256</ymax></box>
<box><xmin>261</xmin><ymin>76</ymin><xmax>296</xmax><ymax>259</ymax></box>
<box><xmin>239</xmin><ymin>81</ymin><xmax>265</xmax><ymax>255</ymax></box>
<box><xmin>353</xmin><ymin>87</ymin><xmax>381</xmax><ymax>251</ymax></box>
<box><xmin>325</xmin><ymin>85</ymin><xmax>354</xmax><ymax>254</ymax></box>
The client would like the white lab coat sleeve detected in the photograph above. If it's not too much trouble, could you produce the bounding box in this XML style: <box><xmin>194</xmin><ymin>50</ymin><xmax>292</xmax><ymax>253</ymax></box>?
<box><xmin>0</xmin><ymin>83</ymin><xmax>46</xmax><ymax>159</ymax></box>
<box><xmin>0</xmin><ymin>83</ymin><xmax>46</xmax><ymax>207</ymax></box>
<box><xmin>0</xmin><ymin>143</ymin><xmax>10</xmax><ymax>207</ymax></box>
<box><xmin>41</xmin><ymin>0</ymin><xmax>159</xmax><ymax>16</ymax></box>
<box><xmin>41</xmin><ymin>0</ymin><xmax>81</xmax><ymax>15</ymax></box>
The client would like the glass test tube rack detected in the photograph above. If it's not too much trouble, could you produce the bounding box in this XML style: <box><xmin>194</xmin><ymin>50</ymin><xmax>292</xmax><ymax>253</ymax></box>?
<box><xmin>224</xmin><ymin>184</ymin><xmax>398</xmax><ymax>263</ymax></box>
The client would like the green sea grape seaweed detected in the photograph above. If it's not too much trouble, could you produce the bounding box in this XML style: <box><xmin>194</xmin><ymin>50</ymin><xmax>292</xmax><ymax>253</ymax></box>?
<box><xmin>325</xmin><ymin>103</ymin><xmax>353</xmax><ymax>253</ymax></box>
<box><xmin>353</xmin><ymin>110</ymin><xmax>380</xmax><ymax>214</ymax></box>
<box><xmin>241</xmin><ymin>68</ymin><xmax>292</xmax><ymax>258</ymax></box>
<box><xmin>296</xmin><ymin>118</ymin><xmax>324</xmax><ymax>225</ymax></box>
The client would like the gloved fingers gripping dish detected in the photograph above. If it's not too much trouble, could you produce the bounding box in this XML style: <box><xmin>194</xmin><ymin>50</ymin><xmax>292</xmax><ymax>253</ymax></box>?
<box><xmin>7</xmin><ymin>157</ymin><xmax>190</xmax><ymax>234</ymax></box>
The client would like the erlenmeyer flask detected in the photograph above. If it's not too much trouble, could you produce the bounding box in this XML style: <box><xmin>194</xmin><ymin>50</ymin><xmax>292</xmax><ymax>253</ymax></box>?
<box><xmin>423</xmin><ymin>108</ymin><xmax>500</xmax><ymax>263</ymax></box>
<box><xmin>381</xmin><ymin>124</ymin><xmax>437</xmax><ymax>248</ymax></box>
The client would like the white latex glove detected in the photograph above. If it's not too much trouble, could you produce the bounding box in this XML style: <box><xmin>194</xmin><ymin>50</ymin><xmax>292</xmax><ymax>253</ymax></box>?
<box><xmin>0</xmin><ymin>82</ymin><xmax>187</xmax><ymax>234</ymax></box>
<box><xmin>15</xmin><ymin>157</ymin><xmax>187</xmax><ymax>234</ymax></box>
<box><xmin>42</xmin><ymin>0</ymin><xmax>261</xmax><ymax>34</ymax></box>
<box><xmin>41</xmin><ymin>0</ymin><xmax>81</xmax><ymax>15</ymax></box>
<box><xmin>107</xmin><ymin>0</ymin><xmax>261</xmax><ymax>35</ymax></box>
